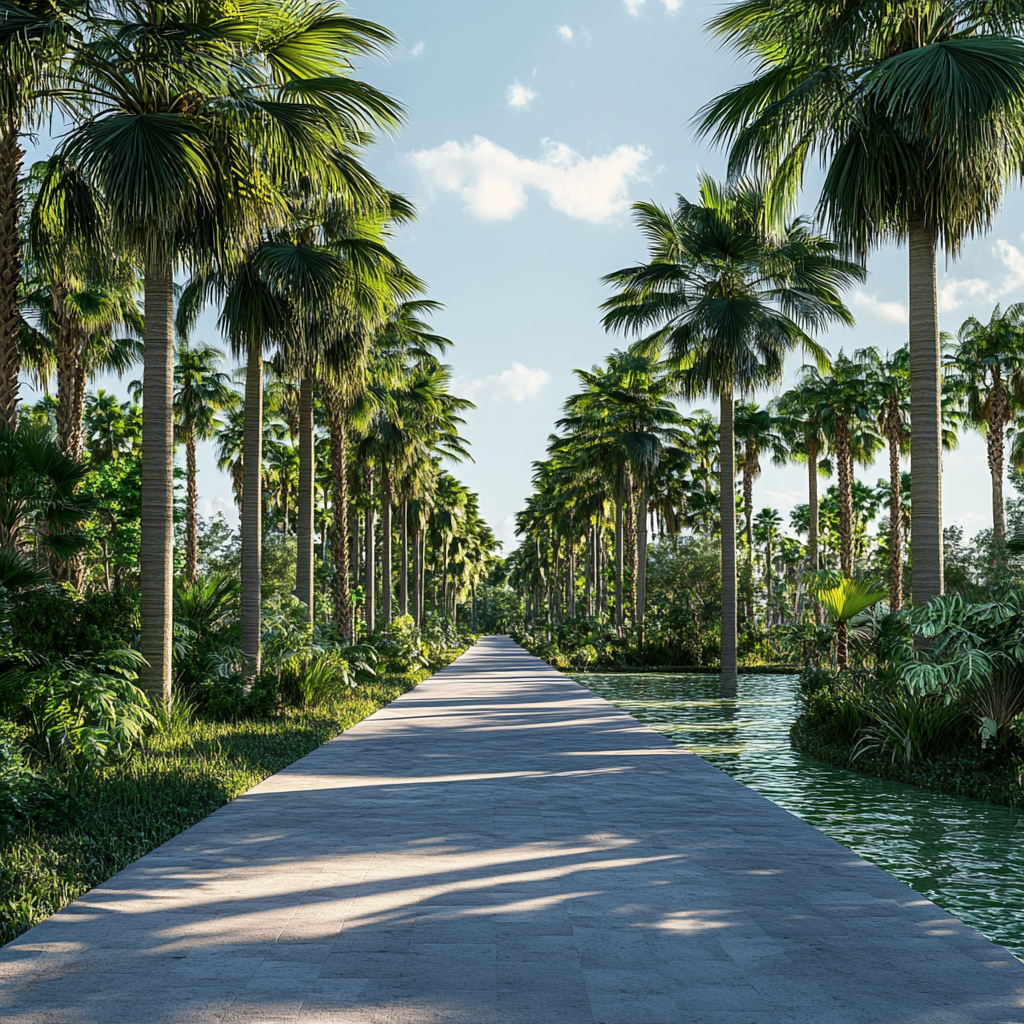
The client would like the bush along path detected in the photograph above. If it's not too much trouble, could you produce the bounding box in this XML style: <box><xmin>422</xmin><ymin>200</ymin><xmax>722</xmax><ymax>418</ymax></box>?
<box><xmin>790</xmin><ymin>660</ymin><xmax>1024</xmax><ymax>810</ymax></box>
<box><xmin>0</xmin><ymin>669</ymin><xmax>452</xmax><ymax>948</ymax></box>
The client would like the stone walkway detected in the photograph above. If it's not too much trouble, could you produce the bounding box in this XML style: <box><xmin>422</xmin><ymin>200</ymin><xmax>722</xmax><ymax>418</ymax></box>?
<box><xmin>2</xmin><ymin>636</ymin><xmax>1023</xmax><ymax>1023</ymax></box>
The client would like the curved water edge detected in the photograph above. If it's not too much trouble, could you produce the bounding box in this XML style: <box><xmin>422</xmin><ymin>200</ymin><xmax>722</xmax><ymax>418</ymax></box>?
<box><xmin>577</xmin><ymin>671</ymin><xmax>1024</xmax><ymax>959</ymax></box>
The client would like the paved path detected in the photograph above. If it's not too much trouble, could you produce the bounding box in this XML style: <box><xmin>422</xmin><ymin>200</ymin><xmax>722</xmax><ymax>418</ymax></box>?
<box><xmin>2</xmin><ymin>636</ymin><xmax>1023</xmax><ymax>1023</ymax></box>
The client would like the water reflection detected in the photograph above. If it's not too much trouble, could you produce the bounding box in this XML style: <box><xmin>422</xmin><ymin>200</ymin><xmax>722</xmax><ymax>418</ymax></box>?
<box><xmin>580</xmin><ymin>671</ymin><xmax>1024</xmax><ymax>957</ymax></box>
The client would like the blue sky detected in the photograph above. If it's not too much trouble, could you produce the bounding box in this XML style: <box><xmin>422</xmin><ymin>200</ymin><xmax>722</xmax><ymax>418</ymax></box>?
<box><xmin>49</xmin><ymin>0</ymin><xmax>1024</xmax><ymax>547</ymax></box>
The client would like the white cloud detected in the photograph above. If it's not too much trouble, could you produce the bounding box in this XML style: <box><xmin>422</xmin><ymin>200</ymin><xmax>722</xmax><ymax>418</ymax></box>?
<box><xmin>496</xmin><ymin>514</ymin><xmax>519</xmax><ymax>547</ymax></box>
<box><xmin>460</xmin><ymin>362</ymin><xmax>552</xmax><ymax>404</ymax></box>
<box><xmin>849</xmin><ymin>289</ymin><xmax>908</xmax><ymax>325</ymax></box>
<box><xmin>558</xmin><ymin>24</ymin><xmax>573</xmax><ymax>41</ymax></box>
<box><xmin>411</xmin><ymin>136</ymin><xmax>650</xmax><ymax>223</ymax></box>
<box><xmin>625</xmin><ymin>0</ymin><xmax>682</xmax><ymax>13</ymax></box>
<box><xmin>938</xmin><ymin>237</ymin><xmax>1024</xmax><ymax>313</ymax></box>
<box><xmin>507</xmin><ymin>82</ymin><xmax>538</xmax><ymax>109</ymax></box>
<box><xmin>409</xmin><ymin>41</ymin><xmax>425</xmax><ymax>58</ymax></box>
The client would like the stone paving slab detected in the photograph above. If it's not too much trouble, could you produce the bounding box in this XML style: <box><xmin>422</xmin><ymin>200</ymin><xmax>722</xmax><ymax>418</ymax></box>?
<box><xmin>2</xmin><ymin>635</ymin><xmax>1023</xmax><ymax>1023</ymax></box>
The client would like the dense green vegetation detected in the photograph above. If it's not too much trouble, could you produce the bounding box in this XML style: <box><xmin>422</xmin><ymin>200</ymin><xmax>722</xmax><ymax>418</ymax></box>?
<box><xmin>5</xmin><ymin>0</ymin><xmax>1024</xmax><ymax>951</ymax></box>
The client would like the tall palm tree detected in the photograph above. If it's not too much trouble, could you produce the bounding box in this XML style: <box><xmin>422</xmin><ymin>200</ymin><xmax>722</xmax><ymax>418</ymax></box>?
<box><xmin>555</xmin><ymin>349</ymin><xmax>682</xmax><ymax>638</ymax></box>
<box><xmin>944</xmin><ymin>304</ymin><xmax>1024</xmax><ymax>545</ymax></box>
<box><xmin>700</xmin><ymin>1</ymin><xmax>1024</xmax><ymax>604</ymax></box>
<box><xmin>601</xmin><ymin>177</ymin><xmax>862</xmax><ymax>695</ymax></box>
<box><xmin>801</xmin><ymin>354</ymin><xmax>882</xmax><ymax>578</ymax></box>
<box><xmin>42</xmin><ymin>0</ymin><xmax>403</xmax><ymax>704</ymax></box>
<box><xmin>173</xmin><ymin>340</ymin><xmax>237</xmax><ymax>584</ymax></box>
<box><xmin>753</xmin><ymin>506</ymin><xmax>782</xmax><ymax>619</ymax></box>
<box><xmin>771</xmin><ymin>382</ymin><xmax>830</xmax><ymax>574</ymax></box>
<box><xmin>863</xmin><ymin>347</ymin><xmax>911</xmax><ymax>608</ymax></box>
<box><xmin>0</xmin><ymin>0</ymin><xmax>77</xmax><ymax>429</ymax></box>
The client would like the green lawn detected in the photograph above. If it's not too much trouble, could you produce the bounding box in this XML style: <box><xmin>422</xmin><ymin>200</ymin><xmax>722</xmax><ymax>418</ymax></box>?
<box><xmin>0</xmin><ymin>674</ymin><xmax>425</xmax><ymax>947</ymax></box>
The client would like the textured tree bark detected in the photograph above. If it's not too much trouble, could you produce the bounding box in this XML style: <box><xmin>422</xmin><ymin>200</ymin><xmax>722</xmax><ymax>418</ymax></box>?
<box><xmin>294</xmin><ymin>375</ymin><xmax>314</xmax><ymax>623</ymax></box>
<box><xmin>837</xmin><ymin>619</ymin><xmax>849</xmax><ymax>670</ymax></box>
<box><xmin>886</xmin><ymin>400</ymin><xmax>904</xmax><ymax>611</ymax></box>
<box><xmin>54</xmin><ymin>294</ymin><xmax>77</xmax><ymax>456</ymax></box>
<box><xmin>364</xmin><ymin>467</ymin><xmax>375</xmax><ymax>633</ymax></box>
<box><xmin>381</xmin><ymin>465</ymin><xmax>393</xmax><ymax>624</ymax></box>
<box><xmin>51</xmin><ymin>304</ymin><xmax>84</xmax><ymax>591</ymax></box>
<box><xmin>614</xmin><ymin>498</ymin><xmax>624</xmax><ymax>636</ymax></box>
<box><xmin>835</xmin><ymin>416</ymin><xmax>854</xmax><ymax>576</ymax></box>
<box><xmin>568</xmin><ymin>538</ymin><xmax>576</xmax><ymax>620</ymax></box>
<box><xmin>987</xmin><ymin>385</ymin><xmax>1008</xmax><ymax>544</ymax></box>
<box><xmin>241</xmin><ymin>338</ymin><xmax>264</xmax><ymax>678</ymax></box>
<box><xmin>807</xmin><ymin>439</ymin><xmax>819</xmax><ymax>572</ymax></box>
<box><xmin>0</xmin><ymin>128</ymin><xmax>23</xmax><ymax>431</ymax></box>
<box><xmin>625</xmin><ymin>474</ymin><xmax>638</xmax><ymax>629</ymax></box>
<box><xmin>326</xmin><ymin>384</ymin><xmax>351</xmax><ymax>641</ymax></box>
<box><xmin>414</xmin><ymin>528</ymin><xmax>423</xmax><ymax>625</ymax></box>
<box><xmin>908</xmin><ymin>212</ymin><xmax>944</xmax><ymax>603</ymax></box>
<box><xmin>637</xmin><ymin>484</ymin><xmax>648</xmax><ymax>637</ymax></box>
<box><xmin>185</xmin><ymin>423</ymin><xmax>199</xmax><ymax>585</ymax></box>
<box><xmin>720</xmin><ymin>388</ymin><xmax>738</xmax><ymax>698</ymax></box>
<box><xmin>140</xmin><ymin>253</ymin><xmax>175</xmax><ymax>709</ymax></box>
<box><xmin>400</xmin><ymin>500</ymin><xmax>409</xmax><ymax>618</ymax></box>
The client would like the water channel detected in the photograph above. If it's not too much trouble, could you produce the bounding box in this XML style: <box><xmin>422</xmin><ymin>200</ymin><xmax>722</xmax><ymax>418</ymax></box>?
<box><xmin>577</xmin><ymin>670</ymin><xmax>1024</xmax><ymax>958</ymax></box>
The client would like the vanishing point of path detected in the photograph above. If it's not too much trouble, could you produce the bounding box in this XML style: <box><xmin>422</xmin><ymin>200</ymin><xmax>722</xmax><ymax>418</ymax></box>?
<box><xmin>2</xmin><ymin>637</ymin><xmax>1023</xmax><ymax>1024</ymax></box>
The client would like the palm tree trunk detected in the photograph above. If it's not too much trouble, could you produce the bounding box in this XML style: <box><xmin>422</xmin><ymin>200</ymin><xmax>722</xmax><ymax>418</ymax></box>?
<box><xmin>241</xmin><ymin>337</ymin><xmax>264</xmax><ymax>678</ymax></box>
<box><xmin>987</xmin><ymin>393</ymin><xmax>1008</xmax><ymax>544</ymax></box>
<box><xmin>185</xmin><ymin>423</ymin><xmax>199</xmax><ymax>585</ymax></box>
<box><xmin>625</xmin><ymin>474</ymin><xmax>638</xmax><ymax>630</ymax></box>
<box><xmin>381</xmin><ymin>464</ymin><xmax>393</xmax><ymax>624</ymax></box>
<box><xmin>415</xmin><ymin>528</ymin><xmax>424</xmax><ymax>625</ymax></box>
<box><xmin>326</xmin><ymin>384</ymin><xmax>351</xmax><ymax>641</ymax></box>
<box><xmin>637</xmin><ymin>484</ymin><xmax>648</xmax><ymax>638</ymax></box>
<box><xmin>837</xmin><ymin>619</ymin><xmax>849</xmax><ymax>671</ymax></box>
<box><xmin>835</xmin><ymin>416</ymin><xmax>854</xmax><ymax>576</ymax></box>
<box><xmin>139</xmin><ymin>252</ymin><xmax>175</xmax><ymax>708</ymax></box>
<box><xmin>0</xmin><ymin>127</ymin><xmax>23</xmax><ymax>431</ymax></box>
<box><xmin>720</xmin><ymin>388</ymin><xmax>738</xmax><ymax>698</ymax></box>
<box><xmin>886</xmin><ymin>408</ymin><xmax>904</xmax><ymax>611</ymax></box>
<box><xmin>614</xmin><ymin>498</ymin><xmax>624</xmax><ymax>636</ymax></box>
<box><xmin>807</xmin><ymin>439</ymin><xmax>819</xmax><ymax>571</ymax></box>
<box><xmin>400</xmin><ymin>500</ymin><xmax>409</xmax><ymax>618</ymax></box>
<box><xmin>294</xmin><ymin>375</ymin><xmax>314</xmax><ymax>623</ymax></box>
<box><xmin>364</xmin><ymin>468</ymin><xmax>376</xmax><ymax>633</ymax></box>
<box><xmin>54</xmin><ymin>303</ymin><xmax>77</xmax><ymax>456</ymax></box>
<box><xmin>584</xmin><ymin>525</ymin><xmax>593</xmax><ymax>617</ymax></box>
<box><xmin>568</xmin><ymin>538</ymin><xmax>576</xmax><ymax>619</ymax></box>
<box><xmin>71</xmin><ymin>351</ymin><xmax>87</xmax><ymax>462</ymax></box>
<box><xmin>908</xmin><ymin>212</ymin><xmax>944</xmax><ymax>603</ymax></box>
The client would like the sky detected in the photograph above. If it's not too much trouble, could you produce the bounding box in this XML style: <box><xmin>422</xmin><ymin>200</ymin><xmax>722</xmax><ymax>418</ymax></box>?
<box><xmin>36</xmin><ymin>0</ymin><xmax>1024</xmax><ymax>549</ymax></box>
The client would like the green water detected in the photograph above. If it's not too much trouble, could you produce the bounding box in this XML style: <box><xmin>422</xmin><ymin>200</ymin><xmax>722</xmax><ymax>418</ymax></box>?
<box><xmin>579</xmin><ymin>671</ymin><xmax>1024</xmax><ymax>958</ymax></box>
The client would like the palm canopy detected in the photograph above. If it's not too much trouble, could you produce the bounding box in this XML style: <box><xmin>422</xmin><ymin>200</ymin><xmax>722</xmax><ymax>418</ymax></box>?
<box><xmin>600</xmin><ymin>176</ymin><xmax>863</xmax><ymax>397</ymax></box>
<box><xmin>698</xmin><ymin>1</ymin><xmax>1024</xmax><ymax>254</ymax></box>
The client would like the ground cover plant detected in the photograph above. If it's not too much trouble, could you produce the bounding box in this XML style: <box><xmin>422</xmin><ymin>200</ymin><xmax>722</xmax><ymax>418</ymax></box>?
<box><xmin>790</xmin><ymin>589</ymin><xmax>1024</xmax><ymax>808</ymax></box>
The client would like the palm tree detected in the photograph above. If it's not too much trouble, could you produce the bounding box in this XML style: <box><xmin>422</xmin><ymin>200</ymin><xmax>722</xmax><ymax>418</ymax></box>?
<box><xmin>41</xmin><ymin>0</ymin><xmax>403</xmax><ymax>704</ymax></box>
<box><xmin>753</xmin><ymin>507</ymin><xmax>782</xmax><ymax>620</ymax></box>
<box><xmin>601</xmin><ymin>177</ymin><xmax>862</xmax><ymax>695</ymax></box>
<box><xmin>797</xmin><ymin>355</ymin><xmax>881</xmax><ymax>578</ymax></box>
<box><xmin>944</xmin><ymin>304</ymin><xmax>1024</xmax><ymax>545</ymax></box>
<box><xmin>0</xmin><ymin>0</ymin><xmax>77</xmax><ymax>429</ymax></box>
<box><xmin>863</xmin><ymin>347</ymin><xmax>911</xmax><ymax>608</ymax></box>
<box><xmin>772</xmin><ymin>382</ymin><xmax>830</xmax><ymax>575</ymax></box>
<box><xmin>700</xmin><ymin>2</ymin><xmax>1024</xmax><ymax>604</ymax></box>
<box><xmin>173</xmin><ymin>341</ymin><xmax>237</xmax><ymax>584</ymax></box>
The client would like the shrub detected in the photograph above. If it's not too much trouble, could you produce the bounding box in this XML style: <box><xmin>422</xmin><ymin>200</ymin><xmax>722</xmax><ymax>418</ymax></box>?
<box><xmin>9</xmin><ymin>586</ymin><xmax>139</xmax><ymax>657</ymax></box>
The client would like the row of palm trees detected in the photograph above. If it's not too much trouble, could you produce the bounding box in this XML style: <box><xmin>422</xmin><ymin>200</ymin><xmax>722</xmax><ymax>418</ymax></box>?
<box><xmin>514</xmin><ymin>2</ymin><xmax>1024</xmax><ymax>692</ymax></box>
<box><xmin>514</xmin><ymin>302</ymin><xmax>1024</xmax><ymax>691</ymax></box>
<box><xmin>0</xmin><ymin>0</ymin><xmax>500</xmax><ymax>708</ymax></box>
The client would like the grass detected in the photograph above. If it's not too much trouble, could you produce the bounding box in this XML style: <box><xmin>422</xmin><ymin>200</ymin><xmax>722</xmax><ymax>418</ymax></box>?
<box><xmin>791</xmin><ymin>717</ymin><xmax>1024</xmax><ymax>809</ymax></box>
<box><xmin>0</xmin><ymin>673</ymin><xmax>427</xmax><ymax>947</ymax></box>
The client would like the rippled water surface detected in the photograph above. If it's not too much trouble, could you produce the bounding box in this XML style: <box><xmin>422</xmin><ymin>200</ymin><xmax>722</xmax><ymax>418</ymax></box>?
<box><xmin>578</xmin><ymin>671</ymin><xmax>1024</xmax><ymax>958</ymax></box>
